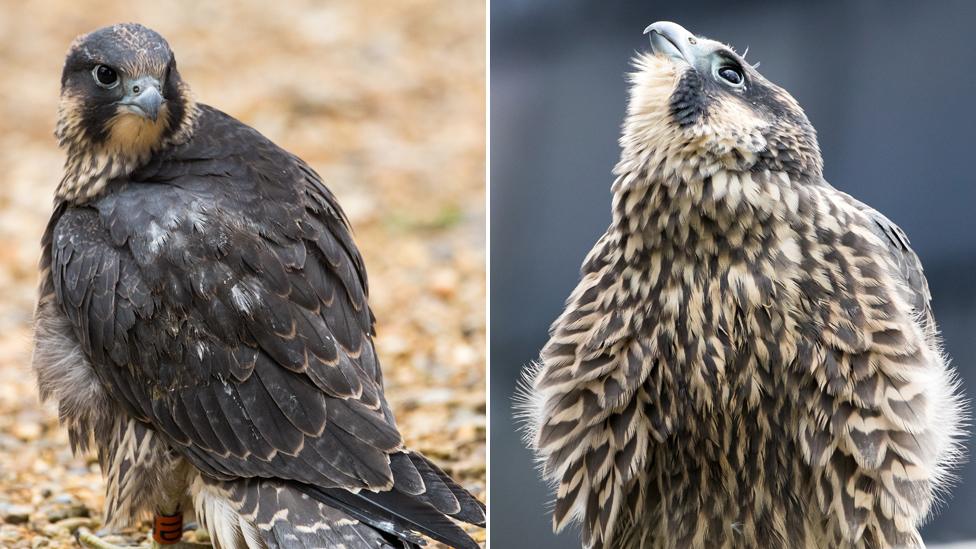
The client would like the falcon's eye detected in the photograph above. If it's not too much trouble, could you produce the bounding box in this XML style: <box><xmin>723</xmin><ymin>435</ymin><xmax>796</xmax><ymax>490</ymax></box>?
<box><xmin>717</xmin><ymin>66</ymin><xmax>744</xmax><ymax>87</ymax></box>
<box><xmin>92</xmin><ymin>65</ymin><xmax>120</xmax><ymax>89</ymax></box>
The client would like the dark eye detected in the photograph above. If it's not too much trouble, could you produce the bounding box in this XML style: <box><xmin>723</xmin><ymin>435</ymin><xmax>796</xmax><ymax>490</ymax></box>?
<box><xmin>718</xmin><ymin>66</ymin><xmax>744</xmax><ymax>86</ymax></box>
<box><xmin>92</xmin><ymin>65</ymin><xmax>119</xmax><ymax>89</ymax></box>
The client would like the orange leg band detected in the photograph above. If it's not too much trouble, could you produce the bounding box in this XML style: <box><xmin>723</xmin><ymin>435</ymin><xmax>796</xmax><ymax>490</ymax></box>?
<box><xmin>152</xmin><ymin>513</ymin><xmax>183</xmax><ymax>544</ymax></box>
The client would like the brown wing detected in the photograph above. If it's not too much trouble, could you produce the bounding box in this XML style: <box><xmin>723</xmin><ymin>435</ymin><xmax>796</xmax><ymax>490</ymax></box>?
<box><xmin>525</xmin><ymin>228</ymin><xmax>669</xmax><ymax>548</ymax></box>
<box><xmin>797</xmin><ymin>193</ymin><xmax>961</xmax><ymax>547</ymax></box>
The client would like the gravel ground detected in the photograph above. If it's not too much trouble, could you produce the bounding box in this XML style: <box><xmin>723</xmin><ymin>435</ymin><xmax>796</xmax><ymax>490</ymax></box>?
<box><xmin>0</xmin><ymin>1</ymin><xmax>485</xmax><ymax>547</ymax></box>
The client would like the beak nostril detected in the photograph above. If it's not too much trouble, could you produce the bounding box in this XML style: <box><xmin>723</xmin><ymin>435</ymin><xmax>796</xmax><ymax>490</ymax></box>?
<box><xmin>688</xmin><ymin>37</ymin><xmax>697</xmax><ymax>45</ymax></box>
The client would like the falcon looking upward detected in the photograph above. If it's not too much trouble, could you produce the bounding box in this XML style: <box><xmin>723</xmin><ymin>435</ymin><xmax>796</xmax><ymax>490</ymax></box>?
<box><xmin>522</xmin><ymin>21</ymin><xmax>965</xmax><ymax>549</ymax></box>
<box><xmin>33</xmin><ymin>23</ymin><xmax>484</xmax><ymax>549</ymax></box>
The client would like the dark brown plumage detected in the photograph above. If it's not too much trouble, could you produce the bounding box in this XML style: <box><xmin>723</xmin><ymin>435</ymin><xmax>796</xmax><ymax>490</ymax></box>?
<box><xmin>33</xmin><ymin>23</ymin><xmax>484</xmax><ymax>549</ymax></box>
<box><xmin>521</xmin><ymin>21</ymin><xmax>965</xmax><ymax>549</ymax></box>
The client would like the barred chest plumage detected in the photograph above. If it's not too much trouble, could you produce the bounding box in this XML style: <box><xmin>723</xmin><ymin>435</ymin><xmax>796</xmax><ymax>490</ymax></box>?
<box><xmin>524</xmin><ymin>21</ymin><xmax>962</xmax><ymax>549</ymax></box>
<box><xmin>609</xmin><ymin>168</ymin><xmax>813</xmax><ymax>397</ymax></box>
<box><xmin>525</xmin><ymin>162</ymin><xmax>961</xmax><ymax>549</ymax></box>
<box><xmin>558</xmin><ymin>168</ymin><xmax>821</xmax><ymax>547</ymax></box>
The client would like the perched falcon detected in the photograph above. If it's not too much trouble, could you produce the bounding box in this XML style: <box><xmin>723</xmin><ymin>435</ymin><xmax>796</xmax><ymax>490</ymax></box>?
<box><xmin>32</xmin><ymin>23</ymin><xmax>484</xmax><ymax>549</ymax></box>
<box><xmin>522</xmin><ymin>21</ymin><xmax>965</xmax><ymax>549</ymax></box>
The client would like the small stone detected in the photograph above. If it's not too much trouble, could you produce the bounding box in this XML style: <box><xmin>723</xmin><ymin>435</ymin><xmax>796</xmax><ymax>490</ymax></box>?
<box><xmin>31</xmin><ymin>536</ymin><xmax>50</xmax><ymax>548</ymax></box>
<box><xmin>429</xmin><ymin>268</ymin><xmax>458</xmax><ymax>298</ymax></box>
<box><xmin>0</xmin><ymin>433</ymin><xmax>22</xmax><ymax>450</ymax></box>
<box><xmin>376</xmin><ymin>332</ymin><xmax>409</xmax><ymax>356</ymax></box>
<box><xmin>55</xmin><ymin>516</ymin><xmax>91</xmax><ymax>533</ymax></box>
<box><xmin>0</xmin><ymin>524</ymin><xmax>22</xmax><ymax>542</ymax></box>
<box><xmin>51</xmin><ymin>495</ymin><xmax>75</xmax><ymax>505</ymax></box>
<box><xmin>43</xmin><ymin>503</ymin><xmax>89</xmax><ymax>522</ymax></box>
<box><xmin>11</xmin><ymin>421</ymin><xmax>42</xmax><ymax>441</ymax></box>
<box><xmin>1</xmin><ymin>504</ymin><xmax>31</xmax><ymax>524</ymax></box>
<box><xmin>452</xmin><ymin>343</ymin><xmax>478</xmax><ymax>368</ymax></box>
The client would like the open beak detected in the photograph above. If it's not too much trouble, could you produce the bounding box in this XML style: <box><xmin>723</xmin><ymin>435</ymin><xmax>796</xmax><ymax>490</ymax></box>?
<box><xmin>119</xmin><ymin>76</ymin><xmax>164</xmax><ymax>122</ymax></box>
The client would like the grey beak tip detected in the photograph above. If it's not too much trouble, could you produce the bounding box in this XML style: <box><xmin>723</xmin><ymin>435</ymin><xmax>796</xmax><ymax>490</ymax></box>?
<box><xmin>137</xmin><ymin>88</ymin><xmax>164</xmax><ymax>122</ymax></box>
<box><xmin>121</xmin><ymin>76</ymin><xmax>164</xmax><ymax>122</ymax></box>
<box><xmin>644</xmin><ymin>21</ymin><xmax>687</xmax><ymax>37</ymax></box>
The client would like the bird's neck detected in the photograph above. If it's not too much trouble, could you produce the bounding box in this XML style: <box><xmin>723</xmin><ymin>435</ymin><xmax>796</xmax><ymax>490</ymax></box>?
<box><xmin>54</xmin><ymin>98</ymin><xmax>200</xmax><ymax>204</ymax></box>
<box><xmin>597</xmin><ymin>165</ymin><xmax>814</xmax><ymax>347</ymax></box>
<box><xmin>56</xmin><ymin>142</ymin><xmax>152</xmax><ymax>205</ymax></box>
<box><xmin>608</xmin><ymin>162</ymin><xmax>808</xmax><ymax>255</ymax></box>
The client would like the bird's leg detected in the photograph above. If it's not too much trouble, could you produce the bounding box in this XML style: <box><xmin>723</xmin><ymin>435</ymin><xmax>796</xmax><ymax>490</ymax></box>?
<box><xmin>148</xmin><ymin>511</ymin><xmax>210</xmax><ymax>548</ymax></box>
<box><xmin>151</xmin><ymin>512</ymin><xmax>184</xmax><ymax>547</ymax></box>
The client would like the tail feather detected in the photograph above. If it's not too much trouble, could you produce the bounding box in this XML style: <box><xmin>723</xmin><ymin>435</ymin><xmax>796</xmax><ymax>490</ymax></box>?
<box><xmin>303</xmin><ymin>484</ymin><xmax>479</xmax><ymax>549</ymax></box>
<box><xmin>405</xmin><ymin>453</ymin><xmax>486</xmax><ymax>525</ymax></box>
<box><xmin>399</xmin><ymin>453</ymin><xmax>460</xmax><ymax>516</ymax></box>
<box><xmin>193</xmin><ymin>449</ymin><xmax>484</xmax><ymax>549</ymax></box>
<box><xmin>193</xmin><ymin>476</ymin><xmax>417</xmax><ymax>549</ymax></box>
<box><xmin>299</xmin><ymin>451</ymin><xmax>485</xmax><ymax>549</ymax></box>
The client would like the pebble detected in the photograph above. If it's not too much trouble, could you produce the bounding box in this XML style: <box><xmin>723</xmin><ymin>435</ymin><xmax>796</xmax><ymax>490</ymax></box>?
<box><xmin>0</xmin><ymin>433</ymin><xmax>23</xmax><ymax>450</ymax></box>
<box><xmin>0</xmin><ymin>524</ymin><xmax>23</xmax><ymax>543</ymax></box>
<box><xmin>452</xmin><ymin>343</ymin><xmax>478</xmax><ymax>368</ymax></box>
<box><xmin>51</xmin><ymin>516</ymin><xmax>91</xmax><ymax>534</ymax></box>
<box><xmin>430</xmin><ymin>267</ymin><xmax>459</xmax><ymax>298</ymax></box>
<box><xmin>50</xmin><ymin>495</ymin><xmax>77</xmax><ymax>506</ymax></box>
<box><xmin>43</xmin><ymin>503</ymin><xmax>89</xmax><ymax>522</ymax></box>
<box><xmin>1</xmin><ymin>504</ymin><xmax>31</xmax><ymax>524</ymax></box>
<box><xmin>11</xmin><ymin>421</ymin><xmax>42</xmax><ymax>442</ymax></box>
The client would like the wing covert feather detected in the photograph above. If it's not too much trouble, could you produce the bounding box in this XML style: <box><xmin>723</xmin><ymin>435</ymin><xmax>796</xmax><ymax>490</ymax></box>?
<box><xmin>50</xmin><ymin>107</ymin><xmax>397</xmax><ymax>492</ymax></box>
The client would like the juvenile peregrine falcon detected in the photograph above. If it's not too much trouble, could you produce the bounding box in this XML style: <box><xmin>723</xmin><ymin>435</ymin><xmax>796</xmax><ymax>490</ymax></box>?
<box><xmin>33</xmin><ymin>23</ymin><xmax>484</xmax><ymax>549</ymax></box>
<box><xmin>522</xmin><ymin>21</ymin><xmax>965</xmax><ymax>549</ymax></box>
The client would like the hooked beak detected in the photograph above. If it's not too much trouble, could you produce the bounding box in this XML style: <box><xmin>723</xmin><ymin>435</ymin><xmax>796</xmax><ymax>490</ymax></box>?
<box><xmin>119</xmin><ymin>76</ymin><xmax>164</xmax><ymax>122</ymax></box>
<box><xmin>643</xmin><ymin>21</ymin><xmax>703</xmax><ymax>65</ymax></box>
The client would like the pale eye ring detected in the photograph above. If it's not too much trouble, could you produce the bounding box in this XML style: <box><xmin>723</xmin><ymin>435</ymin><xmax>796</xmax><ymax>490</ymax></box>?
<box><xmin>92</xmin><ymin>65</ymin><xmax>120</xmax><ymax>89</ymax></box>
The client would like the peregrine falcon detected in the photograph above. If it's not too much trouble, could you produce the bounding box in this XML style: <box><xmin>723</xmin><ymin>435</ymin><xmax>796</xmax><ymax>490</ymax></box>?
<box><xmin>32</xmin><ymin>23</ymin><xmax>484</xmax><ymax>549</ymax></box>
<box><xmin>521</xmin><ymin>21</ymin><xmax>965</xmax><ymax>549</ymax></box>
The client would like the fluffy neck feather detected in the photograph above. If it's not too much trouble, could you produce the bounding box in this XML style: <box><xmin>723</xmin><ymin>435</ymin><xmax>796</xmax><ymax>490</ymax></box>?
<box><xmin>54</xmin><ymin>88</ymin><xmax>198</xmax><ymax>204</ymax></box>
<box><xmin>609</xmin><ymin>54</ymin><xmax>817</xmax><ymax>251</ymax></box>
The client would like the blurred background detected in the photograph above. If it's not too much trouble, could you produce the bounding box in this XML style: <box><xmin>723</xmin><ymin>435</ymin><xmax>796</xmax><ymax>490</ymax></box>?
<box><xmin>491</xmin><ymin>0</ymin><xmax>976</xmax><ymax>547</ymax></box>
<box><xmin>0</xmin><ymin>1</ymin><xmax>484</xmax><ymax>547</ymax></box>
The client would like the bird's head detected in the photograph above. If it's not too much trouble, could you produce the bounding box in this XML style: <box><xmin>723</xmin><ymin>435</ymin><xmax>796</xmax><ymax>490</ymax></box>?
<box><xmin>617</xmin><ymin>21</ymin><xmax>822</xmax><ymax>191</ymax></box>
<box><xmin>55</xmin><ymin>23</ymin><xmax>196</xmax><ymax>202</ymax></box>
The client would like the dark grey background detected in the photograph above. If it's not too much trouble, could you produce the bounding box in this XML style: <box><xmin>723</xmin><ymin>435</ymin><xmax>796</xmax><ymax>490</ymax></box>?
<box><xmin>490</xmin><ymin>1</ymin><xmax>976</xmax><ymax>546</ymax></box>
